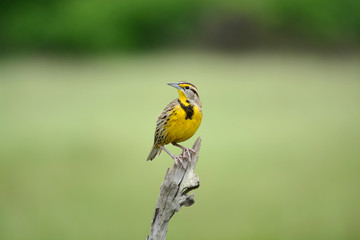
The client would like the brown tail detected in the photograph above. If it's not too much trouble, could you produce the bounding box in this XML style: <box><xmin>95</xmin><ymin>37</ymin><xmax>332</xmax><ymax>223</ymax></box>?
<box><xmin>147</xmin><ymin>145</ymin><xmax>162</xmax><ymax>161</ymax></box>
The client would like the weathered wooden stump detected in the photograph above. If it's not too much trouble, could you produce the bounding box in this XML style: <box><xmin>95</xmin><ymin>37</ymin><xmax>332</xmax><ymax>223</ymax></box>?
<box><xmin>147</xmin><ymin>137</ymin><xmax>202</xmax><ymax>240</ymax></box>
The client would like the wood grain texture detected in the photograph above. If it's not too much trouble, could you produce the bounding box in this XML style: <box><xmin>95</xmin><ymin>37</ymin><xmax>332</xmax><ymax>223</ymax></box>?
<box><xmin>147</xmin><ymin>137</ymin><xmax>202</xmax><ymax>240</ymax></box>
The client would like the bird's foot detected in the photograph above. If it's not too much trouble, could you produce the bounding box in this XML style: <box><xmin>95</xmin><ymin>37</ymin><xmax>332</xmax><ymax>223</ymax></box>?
<box><xmin>180</xmin><ymin>147</ymin><xmax>196</xmax><ymax>163</ymax></box>
<box><xmin>172</xmin><ymin>142</ymin><xmax>196</xmax><ymax>155</ymax></box>
<box><xmin>188</xmin><ymin>148</ymin><xmax>196</xmax><ymax>154</ymax></box>
<box><xmin>174</xmin><ymin>155</ymin><xmax>186</xmax><ymax>169</ymax></box>
<box><xmin>166</xmin><ymin>152</ymin><xmax>186</xmax><ymax>169</ymax></box>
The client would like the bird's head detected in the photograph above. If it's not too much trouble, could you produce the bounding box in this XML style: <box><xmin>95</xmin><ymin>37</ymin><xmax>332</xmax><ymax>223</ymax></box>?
<box><xmin>167</xmin><ymin>82</ymin><xmax>200</xmax><ymax>105</ymax></box>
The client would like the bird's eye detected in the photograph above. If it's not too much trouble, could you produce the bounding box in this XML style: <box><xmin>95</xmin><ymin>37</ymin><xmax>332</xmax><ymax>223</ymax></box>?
<box><xmin>185</xmin><ymin>86</ymin><xmax>190</xmax><ymax>90</ymax></box>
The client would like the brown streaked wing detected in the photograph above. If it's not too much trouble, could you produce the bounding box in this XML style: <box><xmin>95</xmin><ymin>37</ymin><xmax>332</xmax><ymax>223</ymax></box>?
<box><xmin>153</xmin><ymin>99</ymin><xmax>179</xmax><ymax>145</ymax></box>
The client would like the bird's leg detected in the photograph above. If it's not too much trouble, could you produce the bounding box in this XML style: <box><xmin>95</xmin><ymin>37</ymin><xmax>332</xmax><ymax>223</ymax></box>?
<box><xmin>172</xmin><ymin>143</ymin><xmax>196</xmax><ymax>163</ymax></box>
<box><xmin>159</xmin><ymin>145</ymin><xmax>186</xmax><ymax>169</ymax></box>
<box><xmin>172</xmin><ymin>142</ymin><xmax>196</xmax><ymax>153</ymax></box>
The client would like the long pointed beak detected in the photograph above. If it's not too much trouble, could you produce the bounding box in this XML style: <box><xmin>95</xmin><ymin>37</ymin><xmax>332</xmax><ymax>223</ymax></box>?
<box><xmin>167</xmin><ymin>82</ymin><xmax>182</xmax><ymax>90</ymax></box>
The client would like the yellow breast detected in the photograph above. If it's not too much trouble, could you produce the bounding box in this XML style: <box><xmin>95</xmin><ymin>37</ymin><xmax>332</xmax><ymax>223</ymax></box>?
<box><xmin>164</xmin><ymin>104</ymin><xmax>202</xmax><ymax>144</ymax></box>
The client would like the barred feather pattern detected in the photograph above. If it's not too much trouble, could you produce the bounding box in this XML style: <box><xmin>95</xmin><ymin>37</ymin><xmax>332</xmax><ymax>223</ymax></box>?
<box><xmin>146</xmin><ymin>99</ymin><xmax>179</xmax><ymax>161</ymax></box>
<box><xmin>154</xmin><ymin>99</ymin><xmax>179</xmax><ymax>146</ymax></box>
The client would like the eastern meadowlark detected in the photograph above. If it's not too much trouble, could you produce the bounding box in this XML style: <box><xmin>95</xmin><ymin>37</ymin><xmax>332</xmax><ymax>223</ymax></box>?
<box><xmin>147</xmin><ymin>82</ymin><xmax>202</xmax><ymax>167</ymax></box>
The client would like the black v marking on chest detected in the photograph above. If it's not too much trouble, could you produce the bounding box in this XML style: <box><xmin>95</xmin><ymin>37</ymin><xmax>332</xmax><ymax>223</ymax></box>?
<box><xmin>178</xmin><ymin>99</ymin><xmax>194</xmax><ymax>120</ymax></box>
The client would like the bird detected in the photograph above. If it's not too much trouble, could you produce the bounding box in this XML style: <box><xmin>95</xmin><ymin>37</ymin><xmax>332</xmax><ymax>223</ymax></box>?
<box><xmin>147</xmin><ymin>82</ymin><xmax>202</xmax><ymax>167</ymax></box>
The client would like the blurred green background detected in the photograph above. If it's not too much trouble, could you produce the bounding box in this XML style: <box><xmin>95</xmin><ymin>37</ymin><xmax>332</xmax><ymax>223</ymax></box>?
<box><xmin>1</xmin><ymin>0</ymin><xmax>360</xmax><ymax>240</ymax></box>
<box><xmin>1</xmin><ymin>0</ymin><xmax>360</xmax><ymax>51</ymax></box>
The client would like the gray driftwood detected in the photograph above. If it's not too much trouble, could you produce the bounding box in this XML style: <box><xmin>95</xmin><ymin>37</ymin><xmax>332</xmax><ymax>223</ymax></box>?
<box><xmin>147</xmin><ymin>137</ymin><xmax>202</xmax><ymax>240</ymax></box>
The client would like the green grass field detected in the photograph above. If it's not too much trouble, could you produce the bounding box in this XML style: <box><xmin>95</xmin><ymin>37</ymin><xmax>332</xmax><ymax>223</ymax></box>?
<box><xmin>1</xmin><ymin>52</ymin><xmax>360</xmax><ymax>240</ymax></box>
